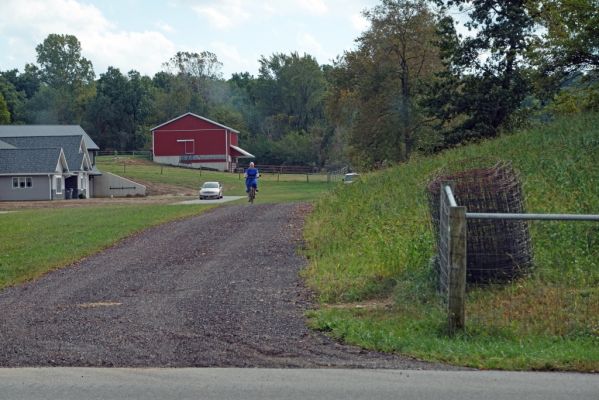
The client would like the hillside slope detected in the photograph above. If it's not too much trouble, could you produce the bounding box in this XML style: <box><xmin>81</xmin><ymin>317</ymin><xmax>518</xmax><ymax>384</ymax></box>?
<box><xmin>303</xmin><ymin>113</ymin><xmax>599</xmax><ymax>371</ymax></box>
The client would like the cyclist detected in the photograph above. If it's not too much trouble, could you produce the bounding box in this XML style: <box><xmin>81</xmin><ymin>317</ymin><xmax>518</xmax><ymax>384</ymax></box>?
<box><xmin>244</xmin><ymin>162</ymin><xmax>259</xmax><ymax>197</ymax></box>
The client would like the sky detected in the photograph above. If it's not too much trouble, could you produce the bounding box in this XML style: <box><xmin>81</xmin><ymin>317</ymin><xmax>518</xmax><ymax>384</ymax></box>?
<box><xmin>0</xmin><ymin>0</ymin><xmax>383</xmax><ymax>79</ymax></box>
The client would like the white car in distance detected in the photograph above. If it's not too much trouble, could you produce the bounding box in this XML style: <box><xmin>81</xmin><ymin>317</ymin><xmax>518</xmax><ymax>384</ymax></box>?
<box><xmin>199</xmin><ymin>182</ymin><xmax>223</xmax><ymax>200</ymax></box>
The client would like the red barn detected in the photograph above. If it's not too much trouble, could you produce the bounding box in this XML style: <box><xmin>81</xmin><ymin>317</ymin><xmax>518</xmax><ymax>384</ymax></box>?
<box><xmin>151</xmin><ymin>112</ymin><xmax>254</xmax><ymax>171</ymax></box>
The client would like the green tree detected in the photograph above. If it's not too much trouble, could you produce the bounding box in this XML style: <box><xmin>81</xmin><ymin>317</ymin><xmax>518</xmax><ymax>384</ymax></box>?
<box><xmin>161</xmin><ymin>51</ymin><xmax>223</xmax><ymax>112</ymax></box>
<box><xmin>0</xmin><ymin>75</ymin><xmax>26</xmax><ymax>123</ymax></box>
<box><xmin>30</xmin><ymin>34</ymin><xmax>95</xmax><ymax>124</ymax></box>
<box><xmin>530</xmin><ymin>0</ymin><xmax>598</xmax><ymax>75</ymax></box>
<box><xmin>85</xmin><ymin>67</ymin><xmax>154</xmax><ymax>150</ymax></box>
<box><xmin>0</xmin><ymin>92</ymin><xmax>10</xmax><ymax>123</ymax></box>
<box><xmin>528</xmin><ymin>0</ymin><xmax>599</xmax><ymax>102</ymax></box>
<box><xmin>255</xmin><ymin>52</ymin><xmax>327</xmax><ymax>137</ymax></box>
<box><xmin>426</xmin><ymin>0</ymin><xmax>534</xmax><ymax>143</ymax></box>
<box><xmin>36</xmin><ymin>34</ymin><xmax>94</xmax><ymax>87</ymax></box>
<box><xmin>327</xmin><ymin>0</ymin><xmax>441</xmax><ymax>167</ymax></box>
<box><xmin>152</xmin><ymin>71</ymin><xmax>194</xmax><ymax>122</ymax></box>
<box><xmin>0</xmin><ymin>65</ymin><xmax>41</xmax><ymax>99</ymax></box>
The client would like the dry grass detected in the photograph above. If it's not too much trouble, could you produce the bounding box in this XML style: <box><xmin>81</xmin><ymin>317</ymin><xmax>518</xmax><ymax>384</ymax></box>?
<box><xmin>468</xmin><ymin>282</ymin><xmax>599</xmax><ymax>337</ymax></box>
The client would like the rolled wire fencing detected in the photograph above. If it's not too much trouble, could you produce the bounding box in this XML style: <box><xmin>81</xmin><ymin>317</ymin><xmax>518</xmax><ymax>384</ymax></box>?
<box><xmin>428</xmin><ymin>158</ymin><xmax>599</xmax><ymax>335</ymax></box>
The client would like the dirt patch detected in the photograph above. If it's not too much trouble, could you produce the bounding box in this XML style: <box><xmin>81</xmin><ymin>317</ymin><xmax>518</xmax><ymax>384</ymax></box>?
<box><xmin>0</xmin><ymin>203</ymin><xmax>459</xmax><ymax>369</ymax></box>
<box><xmin>134</xmin><ymin>179</ymin><xmax>197</xmax><ymax>197</ymax></box>
<box><xmin>323</xmin><ymin>298</ymin><xmax>396</xmax><ymax>311</ymax></box>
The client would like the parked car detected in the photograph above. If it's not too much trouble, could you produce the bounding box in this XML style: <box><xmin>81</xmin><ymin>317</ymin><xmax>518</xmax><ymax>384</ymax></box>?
<box><xmin>199</xmin><ymin>182</ymin><xmax>223</xmax><ymax>199</ymax></box>
<box><xmin>343</xmin><ymin>172</ymin><xmax>360</xmax><ymax>184</ymax></box>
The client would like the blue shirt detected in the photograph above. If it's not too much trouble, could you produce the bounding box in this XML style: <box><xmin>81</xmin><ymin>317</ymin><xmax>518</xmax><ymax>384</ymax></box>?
<box><xmin>246</xmin><ymin>167</ymin><xmax>259</xmax><ymax>179</ymax></box>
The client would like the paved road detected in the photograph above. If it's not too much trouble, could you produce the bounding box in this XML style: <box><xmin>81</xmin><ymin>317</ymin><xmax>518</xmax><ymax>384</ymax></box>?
<box><xmin>0</xmin><ymin>368</ymin><xmax>597</xmax><ymax>400</ymax></box>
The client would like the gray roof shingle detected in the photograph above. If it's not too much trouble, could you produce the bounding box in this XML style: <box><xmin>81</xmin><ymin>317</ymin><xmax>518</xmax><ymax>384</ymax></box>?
<box><xmin>0</xmin><ymin>139</ymin><xmax>16</xmax><ymax>149</ymax></box>
<box><xmin>0</xmin><ymin>148</ymin><xmax>65</xmax><ymax>174</ymax></box>
<box><xmin>0</xmin><ymin>125</ymin><xmax>99</xmax><ymax>150</ymax></box>
<box><xmin>0</xmin><ymin>136</ymin><xmax>87</xmax><ymax>172</ymax></box>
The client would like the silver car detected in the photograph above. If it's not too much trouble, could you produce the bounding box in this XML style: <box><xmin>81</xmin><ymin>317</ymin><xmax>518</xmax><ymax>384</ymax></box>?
<box><xmin>199</xmin><ymin>182</ymin><xmax>223</xmax><ymax>199</ymax></box>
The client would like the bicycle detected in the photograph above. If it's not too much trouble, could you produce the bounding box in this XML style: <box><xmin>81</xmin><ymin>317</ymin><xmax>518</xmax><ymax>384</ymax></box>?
<box><xmin>248</xmin><ymin>186</ymin><xmax>256</xmax><ymax>204</ymax></box>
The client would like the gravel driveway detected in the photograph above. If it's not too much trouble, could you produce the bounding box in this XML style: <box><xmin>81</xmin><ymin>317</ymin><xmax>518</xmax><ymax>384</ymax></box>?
<box><xmin>0</xmin><ymin>203</ymin><xmax>450</xmax><ymax>369</ymax></box>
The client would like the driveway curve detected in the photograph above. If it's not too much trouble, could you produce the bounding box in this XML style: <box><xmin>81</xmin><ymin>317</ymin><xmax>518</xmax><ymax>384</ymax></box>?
<box><xmin>0</xmin><ymin>203</ymin><xmax>452</xmax><ymax>369</ymax></box>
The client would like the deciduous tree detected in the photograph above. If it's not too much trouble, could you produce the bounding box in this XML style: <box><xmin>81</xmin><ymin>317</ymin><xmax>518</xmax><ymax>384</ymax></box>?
<box><xmin>327</xmin><ymin>0</ymin><xmax>441</xmax><ymax>167</ymax></box>
<box><xmin>426</xmin><ymin>0</ymin><xmax>534</xmax><ymax>143</ymax></box>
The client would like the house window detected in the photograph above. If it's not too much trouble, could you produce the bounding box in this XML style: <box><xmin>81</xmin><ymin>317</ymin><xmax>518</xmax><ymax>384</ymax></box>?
<box><xmin>56</xmin><ymin>177</ymin><xmax>63</xmax><ymax>194</ymax></box>
<box><xmin>12</xmin><ymin>177</ymin><xmax>33</xmax><ymax>189</ymax></box>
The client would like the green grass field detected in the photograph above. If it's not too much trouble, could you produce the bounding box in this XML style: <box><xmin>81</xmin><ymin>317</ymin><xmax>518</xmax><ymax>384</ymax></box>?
<box><xmin>303</xmin><ymin>113</ymin><xmax>599</xmax><ymax>371</ymax></box>
<box><xmin>97</xmin><ymin>157</ymin><xmax>335</xmax><ymax>203</ymax></box>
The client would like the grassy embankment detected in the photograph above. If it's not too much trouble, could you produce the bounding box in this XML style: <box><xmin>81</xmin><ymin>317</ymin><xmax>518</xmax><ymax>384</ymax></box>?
<box><xmin>97</xmin><ymin>156</ymin><xmax>333</xmax><ymax>203</ymax></box>
<box><xmin>0</xmin><ymin>159</ymin><xmax>333</xmax><ymax>289</ymax></box>
<box><xmin>303</xmin><ymin>113</ymin><xmax>599</xmax><ymax>371</ymax></box>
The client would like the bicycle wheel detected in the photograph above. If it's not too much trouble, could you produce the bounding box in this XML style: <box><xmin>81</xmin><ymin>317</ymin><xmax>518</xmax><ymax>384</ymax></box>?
<box><xmin>249</xmin><ymin>187</ymin><xmax>256</xmax><ymax>204</ymax></box>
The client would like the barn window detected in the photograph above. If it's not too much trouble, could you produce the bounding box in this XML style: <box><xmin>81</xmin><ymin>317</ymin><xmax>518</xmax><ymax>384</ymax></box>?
<box><xmin>177</xmin><ymin>139</ymin><xmax>195</xmax><ymax>154</ymax></box>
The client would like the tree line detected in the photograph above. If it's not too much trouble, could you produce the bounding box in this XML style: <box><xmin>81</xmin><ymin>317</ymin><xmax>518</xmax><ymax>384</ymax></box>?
<box><xmin>0</xmin><ymin>0</ymin><xmax>597</xmax><ymax>169</ymax></box>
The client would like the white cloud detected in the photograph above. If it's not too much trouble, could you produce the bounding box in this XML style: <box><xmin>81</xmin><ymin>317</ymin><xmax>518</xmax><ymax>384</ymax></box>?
<box><xmin>156</xmin><ymin>21</ymin><xmax>175</xmax><ymax>34</ymax></box>
<box><xmin>297</xmin><ymin>32</ymin><xmax>324</xmax><ymax>55</ymax></box>
<box><xmin>295</xmin><ymin>0</ymin><xmax>328</xmax><ymax>15</ymax></box>
<box><xmin>185</xmin><ymin>0</ymin><xmax>334</xmax><ymax>29</ymax></box>
<box><xmin>210</xmin><ymin>41</ymin><xmax>256</xmax><ymax>76</ymax></box>
<box><xmin>83</xmin><ymin>31</ymin><xmax>177</xmax><ymax>76</ymax></box>
<box><xmin>0</xmin><ymin>0</ymin><xmax>177</xmax><ymax>76</ymax></box>
<box><xmin>191</xmin><ymin>0</ymin><xmax>252</xmax><ymax>30</ymax></box>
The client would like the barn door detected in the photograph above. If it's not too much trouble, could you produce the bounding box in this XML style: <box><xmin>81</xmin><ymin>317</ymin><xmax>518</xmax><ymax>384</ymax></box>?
<box><xmin>177</xmin><ymin>139</ymin><xmax>195</xmax><ymax>154</ymax></box>
<box><xmin>184</xmin><ymin>140</ymin><xmax>194</xmax><ymax>154</ymax></box>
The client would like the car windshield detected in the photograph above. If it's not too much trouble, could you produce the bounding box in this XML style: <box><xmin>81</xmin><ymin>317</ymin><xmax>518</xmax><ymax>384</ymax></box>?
<box><xmin>202</xmin><ymin>182</ymin><xmax>219</xmax><ymax>188</ymax></box>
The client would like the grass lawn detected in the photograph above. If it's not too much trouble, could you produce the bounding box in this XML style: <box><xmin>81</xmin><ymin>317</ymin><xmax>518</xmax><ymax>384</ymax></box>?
<box><xmin>0</xmin><ymin>204</ymin><xmax>215</xmax><ymax>289</ymax></box>
<box><xmin>303</xmin><ymin>113</ymin><xmax>599</xmax><ymax>371</ymax></box>
<box><xmin>97</xmin><ymin>156</ymin><xmax>335</xmax><ymax>203</ymax></box>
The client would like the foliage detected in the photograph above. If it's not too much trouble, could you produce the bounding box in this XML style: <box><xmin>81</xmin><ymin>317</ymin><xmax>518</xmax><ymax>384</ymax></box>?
<box><xmin>0</xmin><ymin>69</ymin><xmax>34</xmax><ymax>122</ymax></box>
<box><xmin>0</xmin><ymin>92</ymin><xmax>10</xmax><ymax>123</ymax></box>
<box><xmin>28</xmin><ymin>34</ymin><xmax>96</xmax><ymax>124</ymax></box>
<box><xmin>84</xmin><ymin>68</ymin><xmax>154</xmax><ymax>150</ymax></box>
<box><xmin>547</xmin><ymin>82</ymin><xmax>599</xmax><ymax>114</ymax></box>
<box><xmin>36</xmin><ymin>34</ymin><xmax>95</xmax><ymax>87</ymax></box>
<box><xmin>257</xmin><ymin>52</ymin><xmax>326</xmax><ymax>134</ymax></box>
<box><xmin>425</xmin><ymin>0</ymin><xmax>535</xmax><ymax>144</ymax></box>
<box><xmin>327</xmin><ymin>0</ymin><xmax>441</xmax><ymax>168</ymax></box>
<box><xmin>303</xmin><ymin>113</ymin><xmax>599</xmax><ymax>370</ymax></box>
<box><xmin>529</xmin><ymin>0</ymin><xmax>598</xmax><ymax>90</ymax></box>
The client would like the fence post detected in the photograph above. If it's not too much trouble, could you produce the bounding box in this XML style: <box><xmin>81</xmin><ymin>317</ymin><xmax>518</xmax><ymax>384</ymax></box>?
<box><xmin>448</xmin><ymin>204</ymin><xmax>467</xmax><ymax>334</ymax></box>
